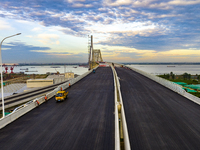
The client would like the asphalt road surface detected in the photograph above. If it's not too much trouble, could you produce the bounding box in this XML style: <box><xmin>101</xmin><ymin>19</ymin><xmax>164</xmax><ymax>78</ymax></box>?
<box><xmin>116</xmin><ymin>67</ymin><xmax>200</xmax><ymax>150</ymax></box>
<box><xmin>0</xmin><ymin>67</ymin><xmax>114</xmax><ymax>150</ymax></box>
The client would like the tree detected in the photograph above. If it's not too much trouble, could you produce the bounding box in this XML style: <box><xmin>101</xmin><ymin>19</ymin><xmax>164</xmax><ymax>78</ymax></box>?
<box><xmin>183</xmin><ymin>73</ymin><xmax>188</xmax><ymax>80</ymax></box>
<box><xmin>172</xmin><ymin>74</ymin><xmax>175</xmax><ymax>80</ymax></box>
<box><xmin>170</xmin><ymin>72</ymin><xmax>175</xmax><ymax>80</ymax></box>
<box><xmin>166</xmin><ymin>74</ymin><xmax>170</xmax><ymax>79</ymax></box>
<box><xmin>188</xmin><ymin>74</ymin><xmax>191</xmax><ymax>80</ymax></box>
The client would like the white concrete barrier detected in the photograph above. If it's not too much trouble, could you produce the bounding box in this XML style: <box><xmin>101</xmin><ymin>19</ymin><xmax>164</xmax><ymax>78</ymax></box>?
<box><xmin>111</xmin><ymin>65</ymin><xmax>131</xmax><ymax>150</ymax></box>
<box><xmin>111</xmin><ymin>66</ymin><xmax>120</xmax><ymax>150</ymax></box>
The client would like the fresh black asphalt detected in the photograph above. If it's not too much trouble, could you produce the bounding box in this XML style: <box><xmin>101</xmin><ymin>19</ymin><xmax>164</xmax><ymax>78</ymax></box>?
<box><xmin>0</xmin><ymin>67</ymin><xmax>114</xmax><ymax>150</ymax></box>
<box><xmin>116</xmin><ymin>67</ymin><xmax>200</xmax><ymax>150</ymax></box>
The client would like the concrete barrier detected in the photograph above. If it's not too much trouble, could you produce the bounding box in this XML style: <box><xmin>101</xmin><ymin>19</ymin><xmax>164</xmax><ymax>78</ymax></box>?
<box><xmin>111</xmin><ymin>65</ymin><xmax>131</xmax><ymax>150</ymax></box>
<box><xmin>0</xmin><ymin>67</ymin><xmax>96</xmax><ymax>129</ymax></box>
<box><xmin>111</xmin><ymin>66</ymin><xmax>120</xmax><ymax>150</ymax></box>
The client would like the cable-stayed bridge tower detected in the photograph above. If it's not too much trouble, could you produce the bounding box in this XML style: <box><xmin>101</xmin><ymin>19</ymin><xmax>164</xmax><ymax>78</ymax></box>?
<box><xmin>88</xmin><ymin>35</ymin><xmax>103</xmax><ymax>70</ymax></box>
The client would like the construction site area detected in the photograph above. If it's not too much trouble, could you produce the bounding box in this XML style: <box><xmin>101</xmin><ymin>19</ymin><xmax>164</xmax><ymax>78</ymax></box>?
<box><xmin>0</xmin><ymin>70</ymin><xmax>76</xmax><ymax>97</ymax></box>
<box><xmin>0</xmin><ymin>35</ymin><xmax>104</xmax><ymax>116</ymax></box>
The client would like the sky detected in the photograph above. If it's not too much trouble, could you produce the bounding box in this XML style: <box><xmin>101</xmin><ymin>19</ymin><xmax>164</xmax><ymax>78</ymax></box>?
<box><xmin>0</xmin><ymin>0</ymin><xmax>200</xmax><ymax>63</ymax></box>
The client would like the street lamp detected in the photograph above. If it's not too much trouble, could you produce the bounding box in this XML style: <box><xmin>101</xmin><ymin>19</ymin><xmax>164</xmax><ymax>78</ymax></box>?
<box><xmin>0</xmin><ymin>33</ymin><xmax>21</xmax><ymax>118</ymax></box>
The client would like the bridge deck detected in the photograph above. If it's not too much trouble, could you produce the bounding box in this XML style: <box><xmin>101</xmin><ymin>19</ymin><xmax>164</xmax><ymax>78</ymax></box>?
<box><xmin>0</xmin><ymin>67</ymin><xmax>114</xmax><ymax>150</ymax></box>
<box><xmin>116</xmin><ymin>67</ymin><xmax>200</xmax><ymax>150</ymax></box>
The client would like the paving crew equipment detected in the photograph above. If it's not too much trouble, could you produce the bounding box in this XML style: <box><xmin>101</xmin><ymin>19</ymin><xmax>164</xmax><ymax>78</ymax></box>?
<box><xmin>55</xmin><ymin>91</ymin><xmax>68</xmax><ymax>102</ymax></box>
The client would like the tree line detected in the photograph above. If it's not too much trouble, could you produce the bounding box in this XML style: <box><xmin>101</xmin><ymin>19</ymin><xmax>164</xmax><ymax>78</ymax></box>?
<box><xmin>160</xmin><ymin>72</ymin><xmax>200</xmax><ymax>80</ymax></box>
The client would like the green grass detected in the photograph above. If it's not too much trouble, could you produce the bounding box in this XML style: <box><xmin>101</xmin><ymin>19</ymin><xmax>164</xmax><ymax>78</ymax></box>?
<box><xmin>169</xmin><ymin>79</ymin><xmax>199</xmax><ymax>85</ymax></box>
<box><xmin>157</xmin><ymin>76</ymin><xmax>199</xmax><ymax>85</ymax></box>
<box><xmin>158</xmin><ymin>75</ymin><xmax>200</xmax><ymax>98</ymax></box>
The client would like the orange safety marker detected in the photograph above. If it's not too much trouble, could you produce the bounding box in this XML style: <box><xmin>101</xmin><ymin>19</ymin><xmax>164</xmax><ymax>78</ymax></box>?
<box><xmin>36</xmin><ymin>100</ymin><xmax>40</xmax><ymax>106</ymax></box>
<box><xmin>45</xmin><ymin>95</ymin><xmax>47</xmax><ymax>101</ymax></box>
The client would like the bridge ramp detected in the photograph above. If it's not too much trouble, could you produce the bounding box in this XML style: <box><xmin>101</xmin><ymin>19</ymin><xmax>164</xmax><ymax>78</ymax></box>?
<box><xmin>116</xmin><ymin>67</ymin><xmax>200</xmax><ymax>150</ymax></box>
<box><xmin>0</xmin><ymin>67</ymin><xmax>114</xmax><ymax>150</ymax></box>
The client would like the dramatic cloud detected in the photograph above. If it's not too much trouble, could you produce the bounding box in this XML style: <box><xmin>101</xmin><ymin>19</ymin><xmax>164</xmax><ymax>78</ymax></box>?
<box><xmin>0</xmin><ymin>0</ymin><xmax>199</xmax><ymax>62</ymax></box>
<box><xmin>2</xmin><ymin>42</ymin><xmax>50</xmax><ymax>51</ymax></box>
<box><xmin>1</xmin><ymin>42</ymin><xmax>88</xmax><ymax>63</ymax></box>
<box><xmin>1</xmin><ymin>42</ymin><xmax>51</xmax><ymax>63</ymax></box>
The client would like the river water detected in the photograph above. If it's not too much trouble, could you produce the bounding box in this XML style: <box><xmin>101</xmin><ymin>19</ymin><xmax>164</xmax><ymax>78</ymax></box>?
<box><xmin>10</xmin><ymin>65</ymin><xmax>88</xmax><ymax>75</ymax></box>
<box><xmin>6</xmin><ymin>64</ymin><xmax>200</xmax><ymax>76</ymax></box>
<box><xmin>128</xmin><ymin>65</ymin><xmax>200</xmax><ymax>75</ymax></box>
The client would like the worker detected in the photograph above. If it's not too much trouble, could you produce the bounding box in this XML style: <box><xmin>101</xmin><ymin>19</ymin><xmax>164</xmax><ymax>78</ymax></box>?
<box><xmin>36</xmin><ymin>100</ymin><xmax>40</xmax><ymax>106</ymax></box>
<box><xmin>93</xmin><ymin>69</ymin><xmax>95</xmax><ymax>73</ymax></box>
<box><xmin>69</xmin><ymin>83</ymin><xmax>71</xmax><ymax>87</ymax></box>
<box><xmin>45</xmin><ymin>95</ymin><xmax>47</xmax><ymax>101</ymax></box>
<box><xmin>61</xmin><ymin>87</ymin><xmax>62</xmax><ymax>91</ymax></box>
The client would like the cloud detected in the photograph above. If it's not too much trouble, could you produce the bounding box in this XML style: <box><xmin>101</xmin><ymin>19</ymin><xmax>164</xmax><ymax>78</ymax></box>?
<box><xmin>72</xmin><ymin>3</ymin><xmax>93</xmax><ymax>8</ymax></box>
<box><xmin>1</xmin><ymin>42</ymin><xmax>51</xmax><ymax>63</ymax></box>
<box><xmin>104</xmin><ymin>0</ymin><xmax>132</xmax><ymax>6</ymax></box>
<box><xmin>98</xmin><ymin>30</ymin><xmax>200</xmax><ymax>52</ymax></box>
<box><xmin>26</xmin><ymin>35</ymin><xmax>33</xmax><ymax>38</ymax></box>
<box><xmin>67</xmin><ymin>0</ymin><xmax>86</xmax><ymax>3</ymax></box>
<box><xmin>2</xmin><ymin>42</ymin><xmax>50</xmax><ymax>51</ymax></box>
<box><xmin>1</xmin><ymin>42</ymin><xmax>88</xmax><ymax>63</ymax></box>
<box><xmin>119</xmin><ymin>52</ymin><xmax>143</xmax><ymax>59</ymax></box>
<box><xmin>168</xmin><ymin>0</ymin><xmax>200</xmax><ymax>5</ymax></box>
<box><xmin>0</xmin><ymin>19</ymin><xmax>13</xmax><ymax>30</ymax></box>
<box><xmin>32</xmin><ymin>27</ymin><xmax>42</xmax><ymax>31</ymax></box>
<box><xmin>37</xmin><ymin>34</ymin><xmax>60</xmax><ymax>45</ymax></box>
<box><xmin>0</xmin><ymin>0</ymin><xmax>200</xmax><ymax>63</ymax></box>
<box><xmin>101</xmin><ymin>45</ymin><xmax>200</xmax><ymax>62</ymax></box>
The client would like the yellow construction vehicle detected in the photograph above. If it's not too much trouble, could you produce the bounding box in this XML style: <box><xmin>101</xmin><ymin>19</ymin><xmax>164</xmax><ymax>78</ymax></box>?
<box><xmin>55</xmin><ymin>91</ymin><xmax>68</xmax><ymax>102</ymax></box>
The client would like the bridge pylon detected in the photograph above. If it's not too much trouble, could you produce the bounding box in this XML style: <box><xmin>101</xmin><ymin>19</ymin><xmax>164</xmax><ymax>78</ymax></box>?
<box><xmin>88</xmin><ymin>35</ymin><xmax>103</xmax><ymax>70</ymax></box>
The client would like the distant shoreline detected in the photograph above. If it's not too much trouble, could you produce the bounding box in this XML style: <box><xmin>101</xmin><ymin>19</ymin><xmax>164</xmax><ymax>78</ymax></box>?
<box><xmin>124</xmin><ymin>63</ymin><xmax>200</xmax><ymax>65</ymax></box>
<box><xmin>3</xmin><ymin>62</ymin><xmax>200</xmax><ymax>66</ymax></box>
<box><xmin>4</xmin><ymin>63</ymin><xmax>88</xmax><ymax>66</ymax></box>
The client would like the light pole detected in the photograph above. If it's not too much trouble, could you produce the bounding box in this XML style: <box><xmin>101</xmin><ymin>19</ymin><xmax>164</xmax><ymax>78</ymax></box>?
<box><xmin>0</xmin><ymin>33</ymin><xmax>21</xmax><ymax>118</ymax></box>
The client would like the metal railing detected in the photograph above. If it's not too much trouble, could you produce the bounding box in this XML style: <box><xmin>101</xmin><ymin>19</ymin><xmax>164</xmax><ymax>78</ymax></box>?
<box><xmin>111</xmin><ymin>65</ymin><xmax>120</xmax><ymax>150</ymax></box>
<box><xmin>111</xmin><ymin>65</ymin><xmax>131</xmax><ymax>150</ymax></box>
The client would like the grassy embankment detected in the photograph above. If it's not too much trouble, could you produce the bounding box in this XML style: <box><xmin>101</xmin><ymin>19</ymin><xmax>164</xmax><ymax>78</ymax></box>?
<box><xmin>158</xmin><ymin>72</ymin><xmax>200</xmax><ymax>98</ymax></box>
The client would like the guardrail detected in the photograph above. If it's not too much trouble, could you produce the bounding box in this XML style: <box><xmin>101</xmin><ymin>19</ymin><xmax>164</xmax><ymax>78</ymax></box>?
<box><xmin>111</xmin><ymin>65</ymin><xmax>120</xmax><ymax>150</ymax></box>
<box><xmin>0</xmin><ymin>67</ymin><xmax>97</xmax><ymax>129</ymax></box>
<box><xmin>111</xmin><ymin>65</ymin><xmax>131</xmax><ymax>150</ymax></box>
<box><xmin>123</xmin><ymin>65</ymin><xmax>200</xmax><ymax>106</ymax></box>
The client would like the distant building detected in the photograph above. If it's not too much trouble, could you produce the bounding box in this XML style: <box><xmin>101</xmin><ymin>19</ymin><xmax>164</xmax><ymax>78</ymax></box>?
<box><xmin>27</xmin><ymin>79</ymin><xmax>54</xmax><ymax>88</ymax></box>
<box><xmin>26</xmin><ymin>72</ymin><xmax>74</xmax><ymax>89</ymax></box>
<box><xmin>65</xmin><ymin>72</ymin><xmax>74</xmax><ymax>79</ymax></box>
<box><xmin>46</xmin><ymin>74</ymin><xmax>67</xmax><ymax>84</ymax></box>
